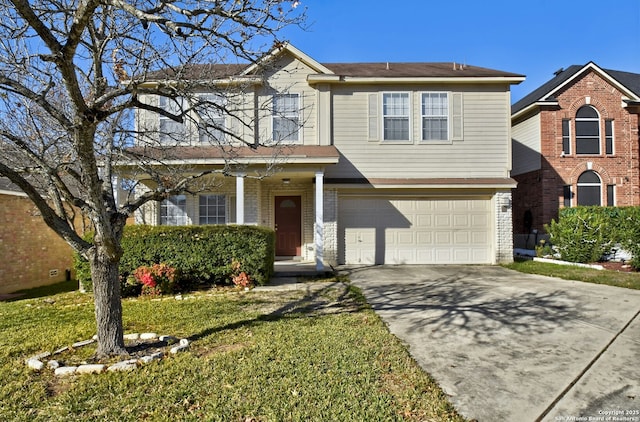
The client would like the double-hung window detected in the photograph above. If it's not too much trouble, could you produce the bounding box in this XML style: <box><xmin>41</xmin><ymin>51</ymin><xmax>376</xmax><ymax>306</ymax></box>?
<box><xmin>196</xmin><ymin>94</ymin><xmax>226</xmax><ymax>144</ymax></box>
<box><xmin>273</xmin><ymin>93</ymin><xmax>300</xmax><ymax>142</ymax></box>
<box><xmin>199</xmin><ymin>195</ymin><xmax>226</xmax><ymax>224</ymax></box>
<box><xmin>382</xmin><ymin>93</ymin><xmax>410</xmax><ymax>141</ymax></box>
<box><xmin>158</xmin><ymin>96</ymin><xmax>185</xmax><ymax>143</ymax></box>
<box><xmin>160</xmin><ymin>195</ymin><xmax>187</xmax><ymax>226</ymax></box>
<box><xmin>421</xmin><ymin>93</ymin><xmax>448</xmax><ymax>141</ymax></box>
<box><xmin>575</xmin><ymin>106</ymin><xmax>600</xmax><ymax>154</ymax></box>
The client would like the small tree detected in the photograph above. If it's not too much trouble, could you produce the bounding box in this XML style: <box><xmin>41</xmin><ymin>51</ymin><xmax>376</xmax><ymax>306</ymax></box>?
<box><xmin>0</xmin><ymin>0</ymin><xmax>304</xmax><ymax>357</ymax></box>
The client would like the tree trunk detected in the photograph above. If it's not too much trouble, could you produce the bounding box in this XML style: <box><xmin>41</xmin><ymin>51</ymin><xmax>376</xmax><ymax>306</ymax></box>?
<box><xmin>90</xmin><ymin>248</ymin><xmax>127</xmax><ymax>357</ymax></box>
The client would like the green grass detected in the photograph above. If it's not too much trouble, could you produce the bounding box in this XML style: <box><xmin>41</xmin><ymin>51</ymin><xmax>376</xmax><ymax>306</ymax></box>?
<box><xmin>0</xmin><ymin>280</ymin><xmax>464</xmax><ymax>421</ymax></box>
<box><xmin>503</xmin><ymin>259</ymin><xmax>640</xmax><ymax>290</ymax></box>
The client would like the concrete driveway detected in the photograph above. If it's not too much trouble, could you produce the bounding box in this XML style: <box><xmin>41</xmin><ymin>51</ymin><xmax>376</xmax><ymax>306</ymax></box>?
<box><xmin>343</xmin><ymin>265</ymin><xmax>640</xmax><ymax>422</ymax></box>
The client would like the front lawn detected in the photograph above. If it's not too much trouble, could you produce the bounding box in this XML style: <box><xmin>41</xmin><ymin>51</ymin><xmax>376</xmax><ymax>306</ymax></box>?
<box><xmin>503</xmin><ymin>259</ymin><xmax>640</xmax><ymax>290</ymax></box>
<box><xmin>0</xmin><ymin>280</ymin><xmax>464</xmax><ymax>421</ymax></box>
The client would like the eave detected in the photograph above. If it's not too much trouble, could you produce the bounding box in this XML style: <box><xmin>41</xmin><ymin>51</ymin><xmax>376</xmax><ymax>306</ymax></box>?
<box><xmin>325</xmin><ymin>177</ymin><xmax>517</xmax><ymax>190</ymax></box>
<box><xmin>308</xmin><ymin>75</ymin><xmax>525</xmax><ymax>85</ymax></box>
<box><xmin>511</xmin><ymin>100</ymin><xmax>560</xmax><ymax>122</ymax></box>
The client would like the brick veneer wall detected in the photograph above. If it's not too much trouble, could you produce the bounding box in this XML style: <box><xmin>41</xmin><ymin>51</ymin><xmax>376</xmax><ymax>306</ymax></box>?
<box><xmin>514</xmin><ymin>69</ymin><xmax>640</xmax><ymax>239</ymax></box>
<box><xmin>0</xmin><ymin>193</ymin><xmax>75</xmax><ymax>294</ymax></box>
<box><xmin>495</xmin><ymin>190</ymin><xmax>514</xmax><ymax>263</ymax></box>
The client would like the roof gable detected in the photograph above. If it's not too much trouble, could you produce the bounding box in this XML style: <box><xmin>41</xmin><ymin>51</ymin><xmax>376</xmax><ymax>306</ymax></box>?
<box><xmin>242</xmin><ymin>42</ymin><xmax>335</xmax><ymax>76</ymax></box>
<box><xmin>512</xmin><ymin>62</ymin><xmax>640</xmax><ymax>116</ymax></box>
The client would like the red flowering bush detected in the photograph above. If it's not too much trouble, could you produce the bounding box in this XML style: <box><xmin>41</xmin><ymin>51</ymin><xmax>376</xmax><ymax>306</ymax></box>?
<box><xmin>230</xmin><ymin>260</ymin><xmax>253</xmax><ymax>289</ymax></box>
<box><xmin>133</xmin><ymin>263</ymin><xmax>179</xmax><ymax>296</ymax></box>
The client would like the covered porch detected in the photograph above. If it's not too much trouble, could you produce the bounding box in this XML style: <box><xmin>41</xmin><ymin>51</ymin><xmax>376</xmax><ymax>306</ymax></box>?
<box><xmin>125</xmin><ymin>145</ymin><xmax>340</xmax><ymax>271</ymax></box>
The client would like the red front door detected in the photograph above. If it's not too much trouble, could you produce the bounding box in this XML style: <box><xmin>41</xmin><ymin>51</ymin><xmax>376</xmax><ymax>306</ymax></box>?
<box><xmin>275</xmin><ymin>196</ymin><xmax>301</xmax><ymax>256</ymax></box>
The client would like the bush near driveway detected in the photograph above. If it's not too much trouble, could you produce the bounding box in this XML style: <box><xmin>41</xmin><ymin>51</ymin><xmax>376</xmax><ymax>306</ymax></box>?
<box><xmin>75</xmin><ymin>225</ymin><xmax>275</xmax><ymax>295</ymax></box>
<box><xmin>546</xmin><ymin>206</ymin><xmax>640</xmax><ymax>269</ymax></box>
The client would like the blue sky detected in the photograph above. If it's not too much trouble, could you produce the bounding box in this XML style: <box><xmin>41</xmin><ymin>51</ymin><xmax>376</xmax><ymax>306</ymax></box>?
<box><xmin>281</xmin><ymin>0</ymin><xmax>640</xmax><ymax>102</ymax></box>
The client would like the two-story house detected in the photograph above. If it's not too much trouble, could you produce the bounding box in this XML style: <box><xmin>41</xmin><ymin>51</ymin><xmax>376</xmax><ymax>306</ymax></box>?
<box><xmin>511</xmin><ymin>63</ymin><xmax>640</xmax><ymax>248</ymax></box>
<box><xmin>126</xmin><ymin>44</ymin><xmax>524</xmax><ymax>268</ymax></box>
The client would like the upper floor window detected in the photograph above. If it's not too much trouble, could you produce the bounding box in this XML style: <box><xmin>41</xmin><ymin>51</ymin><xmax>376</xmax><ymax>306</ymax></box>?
<box><xmin>575</xmin><ymin>106</ymin><xmax>600</xmax><ymax>155</ymax></box>
<box><xmin>272</xmin><ymin>93</ymin><xmax>300</xmax><ymax>142</ymax></box>
<box><xmin>382</xmin><ymin>92</ymin><xmax>410</xmax><ymax>141</ymax></box>
<box><xmin>605</xmin><ymin>120</ymin><xmax>614</xmax><ymax>155</ymax></box>
<box><xmin>196</xmin><ymin>94</ymin><xmax>227</xmax><ymax>144</ymax></box>
<box><xmin>561</xmin><ymin>119</ymin><xmax>571</xmax><ymax>155</ymax></box>
<box><xmin>199</xmin><ymin>194</ymin><xmax>226</xmax><ymax>225</ymax></box>
<box><xmin>421</xmin><ymin>93</ymin><xmax>448</xmax><ymax>141</ymax></box>
<box><xmin>158</xmin><ymin>96</ymin><xmax>185</xmax><ymax>142</ymax></box>
<box><xmin>160</xmin><ymin>195</ymin><xmax>187</xmax><ymax>225</ymax></box>
<box><xmin>576</xmin><ymin>171</ymin><xmax>601</xmax><ymax>206</ymax></box>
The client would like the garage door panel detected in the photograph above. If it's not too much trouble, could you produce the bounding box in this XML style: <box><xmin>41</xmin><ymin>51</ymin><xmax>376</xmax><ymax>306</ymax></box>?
<box><xmin>340</xmin><ymin>197</ymin><xmax>492</xmax><ymax>265</ymax></box>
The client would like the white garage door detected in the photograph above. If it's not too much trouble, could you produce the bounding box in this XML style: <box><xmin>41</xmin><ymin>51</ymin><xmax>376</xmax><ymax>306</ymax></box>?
<box><xmin>339</xmin><ymin>197</ymin><xmax>492</xmax><ymax>265</ymax></box>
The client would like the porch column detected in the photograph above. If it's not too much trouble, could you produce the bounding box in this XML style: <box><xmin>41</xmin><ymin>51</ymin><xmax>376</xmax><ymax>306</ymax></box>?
<box><xmin>315</xmin><ymin>170</ymin><xmax>324</xmax><ymax>272</ymax></box>
<box><xmin>236</xmin><ymin>173</ymin><xmax>245</xmax><ymax>225</ymax></box>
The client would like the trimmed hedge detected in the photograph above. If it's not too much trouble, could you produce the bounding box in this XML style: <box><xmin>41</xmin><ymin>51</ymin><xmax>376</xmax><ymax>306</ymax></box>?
<box><xmin>76</xmin><ymin>225</ymin><xmax>275</xmax><ymax>294</ymax></box>
<box><xmin>546</xmin><ymin>206</ymin><xmax>640</xmax><ymax>268</ymax></box>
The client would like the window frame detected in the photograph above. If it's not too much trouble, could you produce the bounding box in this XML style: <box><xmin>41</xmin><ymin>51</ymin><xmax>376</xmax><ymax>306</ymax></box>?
<box><xmin>198</xmin><ymin>194</ymin><xmax>227</xmax><ymax>225</ymax></box>
<box><xmin>382</xmin><ymin>92</ymin><xmax>411</xmax><ymax>142</ymax></box>
<box><xmin>158</xmin><ymin>96</ymin><xmax>186</xmax><ymax>143</ymax></box>
<box><xmin>160</xmin><ymin>194</ymin><xmax>188</xmax><ymax>226</ymax></box>
<box><xmin>561</xmin><ymin>119</ymin><xmax>571</xmax><ymax>155</ymax></box>
<box><xmin>420</xmin><ymin>92</ymin><xmax>449</xmax><ymax>142</ymax></box>
<box><xmin>605</xmin><ymin>120</ymin><xmax>614</xmax><ymax>155</ymax></box>
<box><xmin>576</xmin><ymin>171</ymin><xmax>602</xmax><ymax>206</ymax></box>
<box><xmin>575</xmin><ymin>105</ymin><xmax>601</xmax><ymax>155</ymax></box>
<box><xmin>272</xmin><ymin>93</ymin><xmax>301</xmax><ymax>143</ymax></box>
<box><xmin>196</xmin><ymin>94</ymin><xmax>227</xmax><ymax>144</ymax></box>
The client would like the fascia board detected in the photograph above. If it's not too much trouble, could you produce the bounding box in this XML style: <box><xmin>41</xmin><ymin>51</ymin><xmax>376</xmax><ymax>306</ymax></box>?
<box><xmin>511</xmin><ymin>101</ymin><xmax>559</xmax><ymax>121</ymax></box>
<box><xmin>323</xmin><ymin>76</ymin><xmax>525</xmax><ymax>84</ymax></box>
<box><xmin>545</xmin><ymin>62</ymin><xmax>639</xmax><ymax>102</ymax></box>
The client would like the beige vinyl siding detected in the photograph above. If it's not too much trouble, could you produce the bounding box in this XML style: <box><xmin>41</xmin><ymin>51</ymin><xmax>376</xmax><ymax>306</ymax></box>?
<box><xmin>328</xmin><ymin>85</ymin><xmax>513</xmax><ymax>179</ymax></box>
<box><xmin>255</xmin><ymin>54</ymin><xmax>317</xmax><ymax>145</ymax></box>
<box><xmin>511</xmin><ymin>114</ymin><xmax>541</xmax><ymax>176</ymax></box>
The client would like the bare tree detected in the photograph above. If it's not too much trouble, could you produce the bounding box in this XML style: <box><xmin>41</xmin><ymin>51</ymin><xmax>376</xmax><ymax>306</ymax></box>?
<box><xmin>0</xmin><ymin>0</ymin><xmax>304</xmax><ymax>357</ymax></box>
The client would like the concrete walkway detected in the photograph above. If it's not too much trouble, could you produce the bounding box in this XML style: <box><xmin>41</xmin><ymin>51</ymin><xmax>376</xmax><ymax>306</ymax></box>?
<box><xmin>342</xmin><ymin>265</ymin><xmax>640</xmax><ymax>422</ymax></box>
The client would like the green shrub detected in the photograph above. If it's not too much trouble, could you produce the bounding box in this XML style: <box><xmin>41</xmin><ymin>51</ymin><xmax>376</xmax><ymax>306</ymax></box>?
<box><xmin>75</xmin><ymin>225</ymin><xmax>275</xmax><ymax>295</ymax></box>
<box><xmin>546</xmin><ymin>206</ymin><xmax>640</xmax><ymax>268</ymax></box>
<box><xmin>546</xmin><ymin>207</ymin><xmax>612</xmax><ymax>263</ymax></box>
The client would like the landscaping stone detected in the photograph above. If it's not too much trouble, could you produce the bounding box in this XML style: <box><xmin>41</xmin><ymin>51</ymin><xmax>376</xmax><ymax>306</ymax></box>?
<box><xmin>55</xmin><ymin>366</ymin><xmax>78</xmax><ymax>377</ymax></box>
<box><xmin>140</xmin><ymin>332</ymin><xmax>157</xmax><ymax>340</ymax></box>
<box><xmin>107</xmin><ymin>360</ymin><xmax>137</xmax><ymax>372</ymax></box>
<box><xmin>170</xmin><ymin>343</ymin><xmax>189</xmax><ymax>354</ymax></box>
<box><xmin>77</xmin><ymin>364</ymin><xmax>106</xmax><ymax>374</ymax></box>
<box><xmin>53</xmin><ymin>346</ymin><xmax>69</xmax><ymax>355</ymax></box>
<box><xmin>72</xmin><ymin>339</ymin><xmax>95</xmax><ymax>348</ymax></box>
<box><xmin>25</xmin><ymin>332</ymin><xmax>190</xmax><ymax>376</ymax></box>
<box><xmin>159</xmin><ymin>335</ymin><xmax>177</xmax><ymax>343</ymax></box>
<box><xmin>27</xmin><ymin>359</ymin><xmax>44</xmax><ymax>371</ymax></box>
<box><xmin>26</xmin><ymin>351</ymin><xmax>51</xmax><ymax>363</ymax></box>
<box><xmin>138</xmin><ymin>352</ymin><xmax>163</xmax><ymax>364</ymax></box>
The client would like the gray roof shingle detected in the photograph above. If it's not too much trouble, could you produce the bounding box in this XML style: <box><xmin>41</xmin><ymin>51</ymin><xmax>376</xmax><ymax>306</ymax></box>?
<box><xmin>512</xmin><ymin>63</ymin><xmax>640</xmax><ymax>115</ymax></box>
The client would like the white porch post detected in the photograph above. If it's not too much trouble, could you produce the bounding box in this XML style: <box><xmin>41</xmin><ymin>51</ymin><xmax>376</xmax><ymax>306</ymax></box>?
<box><xmin>315</xmin><ymin>170</ymin><xmax>324</xmax><ymax>272</ymax></box>
<box><xmin>236</xmin><ymin>173</ymin><xmax>245</xmax><ymax>225</ymax></box>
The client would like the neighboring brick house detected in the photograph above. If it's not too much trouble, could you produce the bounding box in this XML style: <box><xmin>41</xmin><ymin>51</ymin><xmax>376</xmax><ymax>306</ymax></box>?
<box><xmin>511</xmin><ymin>62</ymin><xmax>640</xmax><ymax>248</ymax></box>
<box><xmin>123</xmin><ymin>43</ymin><xmax>524</xmax><ymax>268</ymax></box>
<box><xmin>0</xmin><ymin>178</ymin><xmax>75</xmax><ymax>294</ymax></box>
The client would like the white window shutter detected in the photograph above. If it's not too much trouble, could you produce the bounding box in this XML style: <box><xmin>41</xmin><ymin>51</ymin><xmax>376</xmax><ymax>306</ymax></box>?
<box><xmin>368</xmin><ymin>93</ymin><xmax>378</xmax><ymax>141</ymax></box>
<box><xmin>451</xmin><ymin>92</ymin><xmax>463</xmax><ymax>141</ymax></box>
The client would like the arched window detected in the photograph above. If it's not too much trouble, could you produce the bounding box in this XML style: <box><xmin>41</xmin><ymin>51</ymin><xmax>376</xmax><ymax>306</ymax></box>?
<box><xmin>575</xmin><ymin>106</ymin><xmax>600</xmax><ymax>154</ymax></box>
<box><xmin>577</xmin><ymin>171</ymin><xmax>602</xmax><ymax>205</ymax></box>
